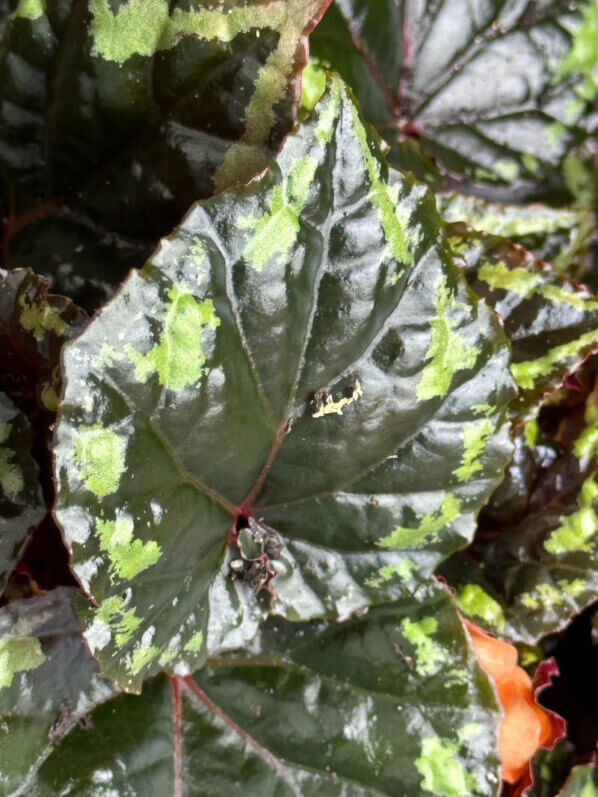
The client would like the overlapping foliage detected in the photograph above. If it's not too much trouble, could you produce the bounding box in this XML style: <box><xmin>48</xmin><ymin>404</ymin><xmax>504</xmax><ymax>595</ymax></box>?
<box><xmin>0</xmin><ymin>0</ymin><xmax>597</xmax><ymax>794</ymax></box>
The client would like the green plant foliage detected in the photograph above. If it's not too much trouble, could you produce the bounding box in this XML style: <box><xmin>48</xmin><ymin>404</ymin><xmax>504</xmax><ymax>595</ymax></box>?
<box><xmin>0</xmin><ymin>0</ymin><xmax>329</xmax><ymax>309</ymax></box>
<box><xmin>16</xmin><ymin>584</ymin><xmax>502</xmax><ymax>797</ymax></box>
<box><xmin>439</xmin><ymin>193</ymin><xmax>595</xmax><ymax>277</ymax></box>
<box><xmin>442</xmin><ymin>372</ymin><xmax>598</xmax><ymax>643</ymax></box>
<box><xmin>0</xmin><ymin>588</ymin><xmax>119</xmax><ymax>795</ymax></box>
<box><xmin>0</xmin><ymin>392</ymin><xmax>43</xmax><ymax>586</ymax></box>
<box><xmin>53</xmin><ymin>78</ymin><xmax>514</xmax><ymax>690</ymax></box>
<box><xmin>311</xmin><ymin>0</ymin><xmax>597</xmax><ymax>200</ymax></box>
<box><xmin>446</xmin><ymin>224</ymin><xmax>598</xmax><ymax>417</ymax></box>
<box><xmin>2</xmin><ymin>1</ymin><xmax>598</xmax><ymax>792</ymax></box>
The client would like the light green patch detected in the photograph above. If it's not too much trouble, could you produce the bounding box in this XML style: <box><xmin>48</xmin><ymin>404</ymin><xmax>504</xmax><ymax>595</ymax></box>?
<box><xmin>96</xmin><ymin>515</ymin><xmax>161</xmax><ymax>581</ymax></box>
<box><xmin>366</xmin><ymin>558</ymin><xmax>418</xmax><ymax>588</ymax></box>
<box><xmin>456</xmin><ymin>584</ymin><xmax>505</xmax><ymax>631</ymax></box>
<box><xmin>539</xmin><ymin>283</ymin><xmax>598</xmax><ymax>312</ymax></box>
<box><xmin>40</xmin><ymin>381</ymin><xmax>58</xmax><ymax>412</ymax></box>
<box><xmin>158</xmin><ymin>648</ymin><xmax>178</xmax><ymax>667</ymax></box>
<box><xmin>0</xmin><ymin>423</ymin><xmax>10</xmax><ymax>445</ymax></box>
<box><xmin>494</xmin><ymin>159</ymin><xmax>519</xmax><ymax>182</ymax></box>
<box><xmin>401</xmin><ymin>617</ymin><xmax>448</xmax><ymax>676</ymax></box>
<box><xmin>522</xmin><ymin>153</ymin><xmax>539</xmax><ymax>172</ymax></box>
<box><xmin>520</xmin><ymin>583</ymin><xmax>564</xmax><ymax>610</ymax></box>
<box><xmin>457</xmin><ymin>723</ymin><xmax>482</xmax><ymax>743</ymax></box>
<box><xmin>472</xmin><ymin>403</ymin><xmax>492</xmax><ymax>416</ymax></box>
<box><xmin>301</xmin><ymin>59</ymin><xmax>326</xmax><ymax>114</ymax></box>
<box><xmin>558</xmin><ymin>578</ymin><xmax>587</xmax><ymax>598</ymax></box>
<box><xmin>0</xmin><ymin>635</ymin><xmax>45</xmax><ymax>688</ymax></box>
<box><xmin>474</xmin><ymin>165</ymin><xmax>497</xmax><ymax>181</ymax></box>
<box><xmin>95</xmin><ymin>344</ymin><xmax>125</xmax><ymax>369</ymax></box>
<box><xmin>127</xmin><ymin>287</ymin><xmax>219</xmax><ymax>391</ymax></box>
<box><xmin>95</xmin><ymin>596</ymin><xmax>141</xmax><ymax>646</ymax></box>
<box><xmin>89</xmin><ymin>0</ymin><xmax>169</xmax><ymax>62</ymax></box>
<box><xmin>454</xmin><ymin>419</ymin><xmax>493</xmax><ymax>482</ymax></box>
<box><xmin>511</xmin><ymin>327</ymin><xmax>598</xmax><ymax>390</ymax></box>
<box><xmin>544</xmin><ymin>474</ymin><xmax>598</xmax><ymax>554</ymax></box>
<box><xmin>574</xmin><ymin>393</ymin><xmax>598</xmax><ymax>459</ymax></box>
<box><xmin>478</xmin><ymin>261</ymin><xmax>543</xmax><ymax>298</ymax></box>
<box><xmin>416</xmin><ymin>275</ymin><xmax>478</xmax><ymax>401</ymax></box>
<box><xmin>12</xmin><ymin>0</ymin><xmax>44</xmax><ymax>20</ymax></box>
<box><xmin>563</xmin><ymin>154</ymin><xmax>596</xmax><ymax>207</ymax></box>
<box><xmin>416</xmin><ymin>736</ymin><xmax>476</xmax><ymax>797</ymax></box>
<box><xmin>581</xmin><ymin>780</ymin><xmax>597</xmax><ymax>797</ymax></box>
<box><xmin>546</xmin><ymin>120</ymin><xmax>565</xmax><ymax>145</ymax></box>
<box><xmin>127</xmin><ymin>644</ymin><xmax>159</xmax><ymax>675</ymax></box>
<box><xmin>312</xmin><ymin>380</ymin><xmax>363</xmax><ymax>418</ymax></box>
<box><xmin>73</xmin><ymin>425</ymin><xmax>126</xmax><ymax>498</ymax></box>
<box><xmin>555</xmin><ymin>1</ymin><xmax>598</xmax><ymax>102</ymax></box>
<box><xmin>524</xmin><ymin>419</ymin><xmax>539</xmax><ymax>449</ymax></box>
<box><xmin>0</xmin><ymin>447</ymin><xmax>24</xmax><ymax>499</ymax></box>
<box><xmin>377</xmin><ymin>495</ymin><xmax>461</xmax><ymax>549</ymax></box>
<box><xmin>314</xmin><ymin>76</ymin><xmax>342</xmax><ymax>145</ymax></box>
<box><xmin>184</xmin><ymin>631</ymin><xmax>204</xmax><ymax>653</ymax></box>
<box><xmin>241</xmin><ymin>155</ymin><xmax>319</xmax><ymax>271</ymax></box>
<box><xmin>211</xmin><ymin>0</ymin><xmax>327</xmax><ymax>191</ymax></box>
<box><xmin>348</xmin><ymin>100</ymin><xmax>413</xmax><ymax>271</ymax></box>
<box><xmin>18</xmin><ymin>294</ymin><xmax>67</xmax><ymax>342</ymax></box>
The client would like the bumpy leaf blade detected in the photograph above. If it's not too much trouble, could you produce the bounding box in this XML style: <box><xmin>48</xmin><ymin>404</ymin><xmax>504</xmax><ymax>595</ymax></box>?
<box><xmin>0</xmin><ymin>0</ymin><xmax>329</xmax><ymax>309</ymax></box>
<box><xmin>54</xmin><ymin>76</ymin><xmax>514</xmax><ymax>690</ymax></box>
<box><xmin>21</xmin><ymin>585</ymin><xmax>502</xmax><ymax>797</ymax></box>
<box><xmin>311</xmin><ymin>0</ymin><xmax>596</xmax><ymax>199</ymax></box>
<box><xmin>439</xmin><ymin>193</ymin><xmax>595</xmax><ymax>278</ymax></box>
<box><xmin>441</xmin><ymin>375</ymin><xmax>598</xmax><ymax>644</ymax></box>
<box><xmin>0</xmin><ymin>588</ymin><xmax>118</xmax><ymax>796</ymax></box>
<box><xmin>448</xmin><ymin>224</ymin><xmax>598</xmax><ymax>418</ymax></box>
<box><xmin>0</xmin><ymin>391</ymin><xmax>43</xmax><ymax>586</ymax></box>
<box><xmin>0</xmin><ymin>268</ymin><xmax>87</xmax><ymax>416</ymax></box>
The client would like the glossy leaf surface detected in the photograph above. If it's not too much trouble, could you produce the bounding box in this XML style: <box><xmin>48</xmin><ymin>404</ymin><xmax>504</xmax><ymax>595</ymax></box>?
<box><xmin>441</xmin><ymin>376</ymin><xmax>598</xmax><ymax>644</ymax></box>
<box><xmin>448</xmin><ymin>224</ymin><xmax>598</xmax><ymax>418</ymax></box>
<box><xmin>23</xmin><ymin>585</ymin><xmax>502</xmax><ymax>797</ymax></box>
<box><xmin>0</xmin><ymin>0</ymin><xmax>329</xmax><ymax>310</ymax></box>
<box><xmin>0</xmin><ymin>588</ymin><xmax>118</xmax><ymax>796</ymax></box>
<box><xmin>311</xmin><ymin>0</ymin><xmax>596</xmax><ymax>200</ymax></box>
<box><xmin>0</xmin><ymin>391</ymin><xmax>43</xmax><ymax>586</ymax></box>
<box><xmin>54</xmin><ymin>77</ymin><xmax>514</xmax><ymax>690</ymax></box>
<box><xmin>0</xmin><ymin>268</ymin><xmax>87</xmax><ymax>417</ymax></box>
<box><xmin>439</xmin><ymin>193</ymin><xmax>595</xmax><ymax>277</ymax></box>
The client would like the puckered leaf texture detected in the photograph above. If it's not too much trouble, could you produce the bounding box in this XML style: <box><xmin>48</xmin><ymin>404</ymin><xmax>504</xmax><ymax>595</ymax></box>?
<box><xmin>13</xmin><ymin>583</ymin><xmax>502</xmax><ymax>797</ymax></box>
<box><xmin>53</xmin><ymin>76</ymin><xmax>514</xmax><ymax>690</ymax></box>
<box><xmin>447</xmin><ymin>224</ymin><xmax>598</xmax><ymax>418</ymax></box>
<box><xmin>0</xmin><ymin>588</ymin><xmax>119</xmax><ymax>796</ymax></box>
<box><xmin>441</xmin><ymin>369</ymin><xmax>598</xmax><ymax>644</ymax></box>
<box><xmin>0</xmin><ymin>0</ymin><xmax>329</xmax><ymax>310</ymax></box>
<box><xmin>0</xmin><ymin>391</ymin><xmax>43</xmax><ymax>586</ymax></box>
<box><xmin>311</xmin><ymin>0</ymin><xmax>597</xmax><ymax>201</ymax></box>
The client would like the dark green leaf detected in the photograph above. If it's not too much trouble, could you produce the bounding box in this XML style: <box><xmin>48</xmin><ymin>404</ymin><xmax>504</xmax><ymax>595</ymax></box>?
<box><xmin>0</xmin><ymin>391</ymin><xmax>43</xmax><ymax>586</ymax></box>
<box><xmin>311</xmin><ymin>0</ymin><xmax>595</xmax><ymax>200</ymax></box>
<box><xmin>53</xmin><ymin>77</ymin><xmax>514</xmax><ymax>690</ymax></box>
<box><xmin>448</xmin><ymin>223</ymin><xmax>598</xmax><ymax>418</ymax></box>
<box><xmin>0</xmin><ymin>588</ymin><xmax>118</xmax><ymax>795</ymax></box>
<box><xmin>441</xmin><ymin>379</ymin><xmax>598</xmax><ymax>644</ymax></box>
<box><xmin>0</xmin><ymin>268</ymin><xmax>87</xmax><ymax>417</ymax></box>
<box><xmin>439</xmin><ymin>193</ymin><xmax>595</xmax><ymax>278</ymax></box>
<box><xmin>23</xmin><ymin>585</ymin><xmax>502</xmax><ymax>797</ymax></box>
<box><xmin>0</xmin><ymin>0</ymin><xmax>329</xmax><ymax>309</ymax></box>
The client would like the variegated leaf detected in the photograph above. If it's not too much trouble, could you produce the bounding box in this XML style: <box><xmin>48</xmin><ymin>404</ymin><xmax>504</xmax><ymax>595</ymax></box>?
<box><xmin>54</xmin><ymin>77</ymin><xmax>514</xmax><ymax>690</ymax></box>
<box><xmin>18</xmin><ymin>585</ymin><xmax>502</xmax><ymax>797</ymax></box>
<box><xmin>311</xmin><ymin>0</ymin><xmax>597</xmax><ymax>201</ymax></box>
